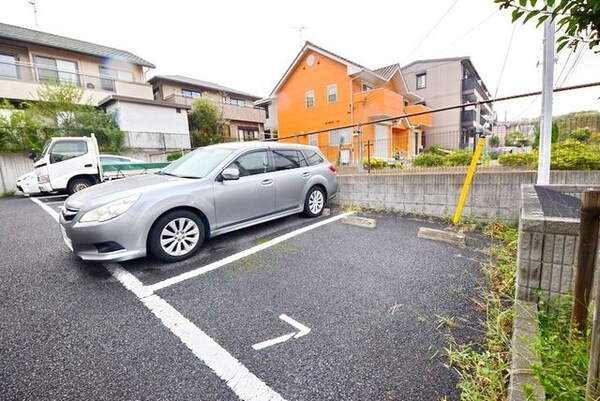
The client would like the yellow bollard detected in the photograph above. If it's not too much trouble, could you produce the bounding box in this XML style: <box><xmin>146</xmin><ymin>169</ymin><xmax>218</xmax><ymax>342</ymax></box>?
<box><xmin>452</xmin><ymin>136</ymin><xmax>487</xmax><ymax>225</ymax></box>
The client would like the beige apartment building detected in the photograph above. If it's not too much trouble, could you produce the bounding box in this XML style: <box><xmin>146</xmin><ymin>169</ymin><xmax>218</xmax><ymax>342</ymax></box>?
<box><xmin>402</xmin><ymin>57</ymin><xmax>494</xmax><ymax>150</ymax></box>
<box><xmin>0</xmin><ymin>22</ymin><xmax>191</xmax><ymax>152</ymax></box>
<box><xmin>149</xmin><ymin>75</ymin><xmax>266</xmax><ymax>141</ymax></box>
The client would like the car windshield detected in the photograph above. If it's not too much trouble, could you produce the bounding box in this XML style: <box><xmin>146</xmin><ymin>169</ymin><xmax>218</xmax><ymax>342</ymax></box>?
<box><xmin>160</xmin><ymin>147</ymin><xmax>234</xmax><ymax>178</ymax></box>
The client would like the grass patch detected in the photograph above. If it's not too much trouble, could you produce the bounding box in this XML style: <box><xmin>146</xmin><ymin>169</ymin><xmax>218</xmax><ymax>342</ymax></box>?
<box><xmin>444</xmin><ymin>221</ymin><xmax>518</xmax><ymax>400</ymax></box>
<box><xmin>2</xmin><ymin>190</ymin><xmax>16</xmax><ymax>197</ymax></box>
<box><xmin>532</xmin><ymin>295</ymin><xmax>589</xmax><ymax>400</ymax></box>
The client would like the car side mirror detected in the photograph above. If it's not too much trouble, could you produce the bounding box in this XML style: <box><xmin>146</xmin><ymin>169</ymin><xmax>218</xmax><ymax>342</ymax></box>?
<box><xmin>28</xmin><ymin>149</ymin><xmax>37</xmax><ymax>161</ymax></box>
<box><xmin>221</xmin><ymin>167</ymin><xmax>240</xmax><ymax>181</ymax></box>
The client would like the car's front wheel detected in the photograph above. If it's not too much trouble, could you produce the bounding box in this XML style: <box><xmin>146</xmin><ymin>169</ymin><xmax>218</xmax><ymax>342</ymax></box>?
<box><xmin>148</xmin><ymin>210</ymin><xmax>205</xmax><ymax>263</ymax></box>
<box><xmin>302</xmin><ymin>186</ymin><xmax>325</xmax><ymax>217</ymax></box>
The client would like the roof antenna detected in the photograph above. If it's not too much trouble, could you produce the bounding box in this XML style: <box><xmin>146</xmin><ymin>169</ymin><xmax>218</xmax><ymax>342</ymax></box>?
<box><xmin>28</xmin><ymin>0</ymin><xmax>39</xmax><ymax>27</ymax></box>
<box><xmin>291</xmin><ymin>26</ymin><xmax>305</xmax><ymax>48</ymax></box>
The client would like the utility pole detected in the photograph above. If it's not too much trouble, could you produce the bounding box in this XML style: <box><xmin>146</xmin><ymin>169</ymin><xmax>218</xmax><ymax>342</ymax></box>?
<box><xmin>537</xmin><ymin>12</ymin><xmax>555</xmax><ymax>185</ymax></box>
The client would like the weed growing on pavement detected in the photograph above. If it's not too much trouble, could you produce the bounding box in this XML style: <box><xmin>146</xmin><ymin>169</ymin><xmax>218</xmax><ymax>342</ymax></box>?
<box><xmin>2</xmin><ymin>190</ymin><xmax>15</xmax><ymax>197</ymax></box>
<box><xmin>343</xmin><ymin>203</ymin><xmax>363</xmax><ymax>213</ymax></box>
<box><xmin>443</xmin><ymin>221</ymin><xmax>518</xmax><ymax>400</ymax></box>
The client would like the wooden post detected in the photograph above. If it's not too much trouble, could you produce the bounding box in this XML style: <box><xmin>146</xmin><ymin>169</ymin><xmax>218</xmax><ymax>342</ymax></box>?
<box><xmin>585</xmin><ymin>190</ymin><xmax>600</xmax><ymax>399</ymax></box>
<box><xmin>364</xmin><ymin>140</ymin><xmax>372</xmax><ymax>174</ymax></box>
<box><xmin>572</xmin><ymin>190</ymin><xmax>600</xmax><ymax>335</ymax></box>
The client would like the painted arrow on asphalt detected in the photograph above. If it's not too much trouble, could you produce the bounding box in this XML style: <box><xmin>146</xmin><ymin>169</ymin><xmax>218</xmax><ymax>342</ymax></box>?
<box><xmin>252</xmin><ymin>314</ymin><xmax>311</xmax><ymax>350</ymax></box>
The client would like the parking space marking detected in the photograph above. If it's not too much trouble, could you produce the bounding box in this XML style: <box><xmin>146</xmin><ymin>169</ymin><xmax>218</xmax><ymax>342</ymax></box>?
<box><xmin>30</xmin><ymin>199</ymin><xmax>287</xmax><ymax>401</ymax></box>
<box><xmin>252</xmin><ymin>314</ymin><xmax>311</xmax><ymax>351</ymax></box>
<box><xmin>30</xmin><ymin>197</ymin><xmax>59</xmax><ymax>223</ymax></box>
<box><xmin>148</xmin><ymin>212</ymin><xmax>354</xmax><ymax>293</ymax></box>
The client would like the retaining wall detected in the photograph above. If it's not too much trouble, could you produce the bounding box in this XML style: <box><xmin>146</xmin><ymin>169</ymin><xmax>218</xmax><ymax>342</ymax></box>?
<box><xmin>335</xmin><ymin>171</ymin><xmax>600</xmax><ymax>222</ymax></box>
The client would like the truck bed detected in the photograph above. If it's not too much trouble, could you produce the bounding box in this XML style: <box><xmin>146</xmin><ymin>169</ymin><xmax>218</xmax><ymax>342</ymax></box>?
<box><xmin>101</xmin><ymin>162</ymin><xmax>170</xmax><ymax>180</ymax></box>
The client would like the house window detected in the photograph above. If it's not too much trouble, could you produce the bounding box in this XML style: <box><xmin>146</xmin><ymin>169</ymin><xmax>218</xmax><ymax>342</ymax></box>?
<box><xmin>181</xmin><ymin>89</ymin><xmax>201</xmax><ymax>99</ymax></box>
<box><xmin>327</xmin><ymin>84</ymin><xmax>338</xmax><ymax>103</ymax></box>
<box><xmin>99</xmin><ymin>66</ymin><xmax>133</xmax><ymax>91</ymax></box>
<box><xmin>35</xmin><ymin>56</ymin><xmax>79</xmax><ymax>85</ymax></box>
<box><xmin>0</xmin><ymin>54</ymin><xmax>18</xmax><ymax>79</ymax></box>
<box><xmin>238</xmin><ymin>126</ymin><xmax>259</xmax><ymax>141</ymax></box>
<box><xmin>362</xmin><ymin>83</ymin><xmax>373</xmax><ymax>91</ymax></box>
<box><xmin>305</xmin><ymin>90</ymin><xmax>315</xmax><ymax>108</ymax></box>
<box><xmin>329</xmin><ymin>128</ymin><xmax>352</xmax><ymax>146</ymax></box>
<box><xmin>416</xmin><ymin>73</ymin><xmax>427</xmax><ymax>89</ymax></box>
<box><xmin>223</xmin><ymin>97</ymin><xmax>245</xmax><ymax>106</ymax></box>
<box><xmin>309</xmin><ymin>134</ymin><xmax>317</xmax><ymax>146</ymax></box>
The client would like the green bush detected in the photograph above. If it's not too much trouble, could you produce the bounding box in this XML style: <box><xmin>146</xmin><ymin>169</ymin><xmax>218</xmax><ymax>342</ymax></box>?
<box><xmin>488</xmin><ymin>134</ymin><xmax>500</xmax><ymax>147</ymax></box>
<box><xmin>498</xmin><ymin>152</ymin><xmax>536</xmax><ymax>166</ymax></box>
<box><xmin>568</xmin><ymin>127</ymin><xmax>591</xmax><ymax>142</ymax></box>
<box><xmin>362</xmin><ymin>157</ymin><xmax>388</xmax><ymax>169</ymax></box>
<box><xmin>167</xmin><ymin>151</ymin><xmax>183</xmax><ymax>161</ymax></box>
<box><xmin>444</xmin><ymin>149</ymin><xmax>473</xmax><ymax>166</ymax></box>
<box><xmin>551</xmin><ymin>139</ymin><xmax>600</xmax><ymax>170</ymax></box>
<box><xmin>412</xmin><ymin>152</ymin><xmax>445</xmax><ymax>167</ymax></box>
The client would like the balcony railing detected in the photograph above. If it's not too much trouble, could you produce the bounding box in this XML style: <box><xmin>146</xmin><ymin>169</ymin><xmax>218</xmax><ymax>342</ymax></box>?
<box><xmin>0</xmin><ymin>60</ymin><xmax>150</xmax><ymax>94</ymax></box>
<box><xmin>462</xmin><ymin>78</ymin><xmax>490</xmax><ymax>102</ymax></box>
<box><xmin>164</xmin><ymin>94</ymin><xmax>266</xmax><ymax>123</ymax></box>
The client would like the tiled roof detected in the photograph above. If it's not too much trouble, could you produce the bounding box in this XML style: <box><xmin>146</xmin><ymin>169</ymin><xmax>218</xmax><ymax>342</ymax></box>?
<box><xmin>373</xmin><ymin>64</ymin><xmax>400</xmax><ymax>80</ymax></box>
<box><xmin>0</xmin><ymin>22</ymin><xmax>155</xmax><ymax>68</ymax></box>
<box><xmin>148</xmin><ymin>75</ymin><xmax>261</xmax><ymax>100</ymax></box>
<box><xmin>401</xmin><ymin>56</ymin><xmax>469</xmax><ymax>70</ymax></box>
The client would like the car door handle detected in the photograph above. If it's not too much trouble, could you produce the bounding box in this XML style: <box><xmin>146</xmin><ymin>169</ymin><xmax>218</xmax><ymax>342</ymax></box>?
<box><xmin>302</xmin><ymin>172</ymin><xmax>311</xmax><ymax>178</ymax></box>
<box><xmin>261</xmin><ymin>179</ymin><xmax>274</xmax><ymax>186</ymax></box>
<box><xmin>84</xmin><ymin>164</ymin><xmax>93</xmax><ymax>168</ymax></box>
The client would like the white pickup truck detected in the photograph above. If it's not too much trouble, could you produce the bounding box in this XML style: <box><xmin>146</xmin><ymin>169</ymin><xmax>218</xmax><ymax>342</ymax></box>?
<box><xmin>32</xmin><ymin>135</ymin><xmax>170</xmax><ymax>194</ymax></box>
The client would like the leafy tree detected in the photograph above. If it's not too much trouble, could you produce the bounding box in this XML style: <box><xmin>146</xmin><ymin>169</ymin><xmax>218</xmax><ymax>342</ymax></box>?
<box><xmin>28</xmin><ymin>80</ymin><xmax>86</xmax><ymax>127</ymax></box>
<box><xmin>489</xmin><ymin>134</ymin><xmax>500</xmax><ymax>147</ymax></box>
<box><xmin>505</xmin><ymin>130</ymin><xmax>531</xmax><ymax>147</ymax></box>
<box><xmin>495</xmin><ymin>0</ymin><xmax>600</xmax><ymax>52</ymax></box>
<box><xmin>0</xmin><ymin>101</ymin><xmax>46</xmax><ymax>152</ymax></box>
<box><xmin>69</xmin><ymin>106</ymin><xmax>124</xmax><ymax>152</ymax></box>
<box><xmin>188</xmin><ymin>98</ymin><xmax>226</xmax><ymax>147</ymax></box>
<box><xmin>532</xmin><ymin>122</ymin><xmax>560</xmax><ymax>148</ymax></box>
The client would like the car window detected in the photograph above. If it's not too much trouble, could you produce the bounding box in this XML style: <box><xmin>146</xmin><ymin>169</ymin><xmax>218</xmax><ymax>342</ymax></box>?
<box><xmin>272</xmin><ymin>149</ymin><xmax>307</xmax><ymax>171</ymax></box>
<box><xmin>303</xmin><ymin>150</ymin><xmax>324</xmax><ymax>166</ymax></box>
<box><xmin>100</xmin><ymin>156</ymin><xmax>121</xmax><ymax>164</ymax></box>
<box><xmin>163</xmin><ymin>147</ymin><xmax>233</xmax><ymax>178</ymax></box>
<box><xmin>50</xmin><ymin>141</ymin><xmax>88</xmax><ymax>163</ymax></box>
<box><xmin>229</xmin><ymin>150</ymin><xmax>270</xmax><ymax>177</ymax></box>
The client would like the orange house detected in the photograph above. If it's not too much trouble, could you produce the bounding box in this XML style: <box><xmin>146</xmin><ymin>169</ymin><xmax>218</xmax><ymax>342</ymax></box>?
<box><xmin>267</xmin><ymin>42</ymin><xmax>432</xmax><ymax>164</ymax></box>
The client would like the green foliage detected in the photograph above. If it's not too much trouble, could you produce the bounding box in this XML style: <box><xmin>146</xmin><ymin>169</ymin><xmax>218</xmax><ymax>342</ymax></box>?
<box><xmin>0</xmin><ymin>104</ymin><xmax>47</xmax><ymax>152</ymax></box>
<box><xmin>568</xmin><ymin>127</ymin><xmax>591</xmax><ymax>142</ymax></box>
<box><xmin>498</xmin><ymin>152</ymin><xmax>537</xmax><ymax>166</ymax></box>
<box><xmin>2</xmin><ymin>190</ymin><xmax>16</xmax><ymax>197</ymax></box>
<box><xmin>362</xmin><ymin>157</ymin><xmax>388</xmax><ymax>169</ymax></box>
<box><xmin>29</xmin><ymin>80</ymin><xmax>86</xmax><ymax>126</ymax></box>
<box><xmin>167</xmin><ymin>151</ymin><xmax>183</xmax><ymax>161</ymax></box>
<box><xmin>551</xmin><ymin>139</ymin><xmax>600</xmax><ymax>170</ymax></box>
<box><xmin>495</xmin><ymin>0</ymin><xmax>600</xmax><ymax>52</ymax></box>
<box><xmin>533</xmin><ymin>121</ymin><xmax>560</xmax><ymax>148</ymax></box>
<box><xmin>444</xmin><ymin>149</ymin><xmax>473</xmax><ymax>166</ymax></box>
<box><xmin>424</xmin><ymin>144</ymin><xmax>450</xmax><ymax>156</ymax></box>
<box><xmin>489</xmin><ymin>134</ymin><xmax>500</xmax><ymax>147</ymax></box>
<box><xmin>188</xmin><ymin>98</ymin><xmax>225</xmax><ymax>147</ymax></box>
<box><xmin>532</xmin><ymin>295</ymin><xmax>589</xmax><ymax>400</ymax></box>
<box><xmin>445</xmin><ymin>222</ymin><xmax>518</xmax><ymax>400</ymax></box>
<box><xmin>68</xmin><ymin>106</ymin><xmax>124</xmax><ymax>153</ymax></box>
<box><xmin>505</xmin><ymin>130</ymin><xmax>530</xmax><ymax>147</ymax></box>
<box><xmin>412</xmin><ymin>152</ymin><xmax>445</xmax><ymax>167</ymax></box>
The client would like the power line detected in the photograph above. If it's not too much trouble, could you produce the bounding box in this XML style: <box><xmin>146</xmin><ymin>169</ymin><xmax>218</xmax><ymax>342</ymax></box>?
<box><xmin>494</xmin><ymin>23</ymin><xmax>517</xmax><ymax>99</ymax></box>
<box><xmin>403</xmin><ymin>0</ymin><xmax>460</xmax><ymax>63</ymax></box>
<box><xmin>443</xmin><ymin>10</ymin><xmax>499</xmax><ymax>51</ymax></box>
<box><xmin>558</xmin><ymin>45</ymin><xmax>587</xmax><ymax>87</ymax></box>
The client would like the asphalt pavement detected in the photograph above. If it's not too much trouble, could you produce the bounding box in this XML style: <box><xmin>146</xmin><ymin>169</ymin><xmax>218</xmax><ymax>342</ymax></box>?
<box><xmin>0</xmin><ymin>195</ymin><xmax>489</xmax><ymax>400</ymax></box>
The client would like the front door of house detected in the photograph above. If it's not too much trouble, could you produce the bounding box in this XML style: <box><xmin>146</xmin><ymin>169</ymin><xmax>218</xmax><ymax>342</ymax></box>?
<box><xmin>374</xmin><ymin>124</ymin><xmax>389</xmax><ymax>159</ymax></box>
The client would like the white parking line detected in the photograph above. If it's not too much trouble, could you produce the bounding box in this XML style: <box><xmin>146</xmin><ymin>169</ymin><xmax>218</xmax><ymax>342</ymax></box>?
<box><xmin>36</xmin><ymin>194</ymin><xmax>68</xmax><ymax>199</ymax></box>
<box><xmin>148</xmin><ymin>212</ymin><xmax>353</xmax><ymax>292</ymax></box>
<box><xmin>29</xmin><ymin>198</ymin><xmax>312</xmax><ymax>400</ymax></box>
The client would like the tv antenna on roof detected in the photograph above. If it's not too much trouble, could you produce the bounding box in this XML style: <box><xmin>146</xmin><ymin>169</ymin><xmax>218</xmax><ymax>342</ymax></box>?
<box><xmin>28</xmin><ymin>0</ymin><xmax>39</xmax><ymax>27</ymax></box>
<box><xmin>291</xmin><ymin>26</ymin><xmax>305</xmax><ymax>47</ymax></box>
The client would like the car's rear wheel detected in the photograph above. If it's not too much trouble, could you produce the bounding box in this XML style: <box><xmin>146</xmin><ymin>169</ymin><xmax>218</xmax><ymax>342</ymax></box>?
<box><xmin>303</xmin><ymin>186</ymin><xmax>325</xmax><ymax>217</ymax></box>
<box><xmin>67</xmin><ymin>177</ymin><xmax>93</xmax><ymax>195</ymax></box>
<box><xmin>148</xmin><ymin>210</ymin><xmax>205</xmax><ymax>263</ymax></box>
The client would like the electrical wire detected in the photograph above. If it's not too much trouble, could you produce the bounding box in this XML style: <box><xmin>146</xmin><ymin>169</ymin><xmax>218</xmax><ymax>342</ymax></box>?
<box><xmin>443</xmin><ymin>10</ymin><xmax>499</xmax><ymax>52</ymax></box>
<box><xmin>557</xmin><ymin>45</ymin><xmax>587</xmax><ymax>87</ymax></box>
<box><xmin>494</xmin><ymin>23</ymin><xmax>516</xmax><ymax>99</ymax></box>
<box><xmin>403</xmin><ymin>0</ymin><xmax>460</xmax><ymax>63</ymax></box>
<box><xmin>554</xmin><ymin>48</ymin><xmax>573</xmax><ymax>86</ymax></box>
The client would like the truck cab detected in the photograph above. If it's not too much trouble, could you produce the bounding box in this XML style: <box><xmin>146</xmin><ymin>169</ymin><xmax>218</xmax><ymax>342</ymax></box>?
<box><xmin>34</xmin><ymin>136</ymin><xmax>102</xmax><ymax>194</ymax></box>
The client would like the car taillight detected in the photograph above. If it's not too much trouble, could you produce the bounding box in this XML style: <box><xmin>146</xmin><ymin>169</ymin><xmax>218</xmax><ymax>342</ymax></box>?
<box><xmin>328</xmin><ymin>164</ymin><xmax>337</xmax><ymax>173</ymax></box>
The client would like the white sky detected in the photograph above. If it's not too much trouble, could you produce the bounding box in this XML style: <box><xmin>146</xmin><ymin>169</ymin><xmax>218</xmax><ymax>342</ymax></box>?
<box><xmin>3</xmin><ymin>0</ymin><xmax>600</xmax><ymax>121</ymax></box>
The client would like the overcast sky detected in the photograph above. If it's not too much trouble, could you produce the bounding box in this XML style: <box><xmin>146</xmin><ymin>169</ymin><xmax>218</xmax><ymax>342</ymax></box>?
<box><xmin>3</xmin><ymin>0</ymin><xmax>600</xmax><ymax>121</ymax></box>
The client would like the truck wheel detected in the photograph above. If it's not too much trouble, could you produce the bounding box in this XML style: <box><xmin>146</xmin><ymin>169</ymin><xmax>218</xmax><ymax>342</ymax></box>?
<box><xmin>67</xmin><ymin>178</ymin><xmax>93</xmax><ymax>195</ymax></box>
<box><xmin>148</xmin><ymin>210</ymin><xmax>205</xmax><ymax>263</ymax></box>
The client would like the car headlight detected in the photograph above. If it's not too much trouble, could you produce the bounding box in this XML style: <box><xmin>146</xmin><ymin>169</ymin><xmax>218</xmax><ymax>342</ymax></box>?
<box><xmin>80</xmin><ymin>194</ymin><xmax>141</xmax><ymax>223</ymax></box>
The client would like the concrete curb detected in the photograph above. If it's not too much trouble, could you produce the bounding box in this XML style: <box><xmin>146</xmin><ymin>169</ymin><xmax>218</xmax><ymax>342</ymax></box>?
<box><xmin>417</xmin><ymin>227</ymin><xmax>466</xmax><ymax>247</ymax></box>
<box><xmin>341</xmin><ymin>215</ymin><xmax>376</xmax><ymax>228</ymax></box>
<box><xmin>508</xmin><ymin>300</ymin><xmax>545</xmax><ymax>401</ymax></box>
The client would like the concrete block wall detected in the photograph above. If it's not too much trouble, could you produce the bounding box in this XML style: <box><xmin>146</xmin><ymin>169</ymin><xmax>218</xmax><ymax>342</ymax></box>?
<box><xmin>516</xmin><ymin>184</ymin><xmax>600</xmax><ymax>302</ymax></box>
<box><xmin>335</xmin><ymin>171</ymin><xmax>600</xmax><ymax>222</ymax></box>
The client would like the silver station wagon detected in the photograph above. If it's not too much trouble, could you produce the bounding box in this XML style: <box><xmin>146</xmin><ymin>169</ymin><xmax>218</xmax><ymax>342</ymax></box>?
<box><xmin>59</xmin><ymin>141</ymin><xmax>338</xmax><ymax>263</ymax></box>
